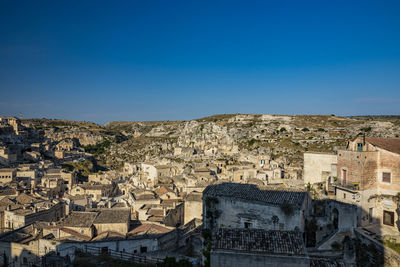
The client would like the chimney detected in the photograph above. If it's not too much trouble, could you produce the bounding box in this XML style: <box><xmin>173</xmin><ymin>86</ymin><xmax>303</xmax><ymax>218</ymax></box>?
<box><xmin>108</xmin><ymin>201</ymin><xmax>112</xmax><ymax>209</ymax></box>
<box><xmin>363</xmin><ymin>133</ymin><xmax>366</xmax><ymax>145</ymax></box>
<box><xmin>7</xmin><ymin>205</ymin><xmax>11</xmax><ymax>211</ymax></box>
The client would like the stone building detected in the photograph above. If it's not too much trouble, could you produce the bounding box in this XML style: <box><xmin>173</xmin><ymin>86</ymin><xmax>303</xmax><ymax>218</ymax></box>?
<box><xmin>44</xmin><ymin>169</ymin><xmax>76</xmax><ymax>190</ymax></box>
<box><xmin>0</xmin><ymin>147</ymin><xmax>17</xmax><ymax>166</ymax></box>
<box><xmin>70</xmin><ymin>183</ymin><xmax>113</xmax><ymax>202</ymax></box>
<box><xmin>93</xmin><ymin>208</ymin><xmax>131</xmax><ymax>235</ymax></box>
<box><xmin>129</xmin><ymin>189</ymin><xmax>161</xmax><ymax>212</ymax></box>
<box><xmin>0</xmin><ymin>168</ymin><xmax>16</xmax><ymax>185</ymax></box>
<box><xmin>335</xmin><ymin>137</ymin><xmax>400</xmax><ymax>229</ymax></box>
<box><xmin>56</xmin><ymin>211</ymin><xmax>98</xmax><ymax>240</ymax></box>
<box><xmin>232</xmin><ymin>168</ymin><xmax>257</xmax><ymax>183</ymax></box>
<box><xmin>88</xmin><ymin>171</ymin><xmax>116</xmax><ymax>185</ymax></box>
<box><xmin>4</xmin><ymin>200</ymin><xmax>65</xmax><ymax>230</ymax></box>
<box><xmin>155</xmin><ymin>185</ymin><xmax>178</xmax><ymax>200</ymax></box>
<box><xmin>203</xmin><ymin>183</ymin><xmax>311</xmax><ymax>232</ymax></box>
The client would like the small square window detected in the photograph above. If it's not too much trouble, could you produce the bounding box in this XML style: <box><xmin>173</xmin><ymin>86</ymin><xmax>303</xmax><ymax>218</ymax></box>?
<box><xmin>244</xmin><ymin>222</ymin><xmax>252</xmax><ymax>228</ymax></box>
<box><xmin>382</xmin><ymin>172</ymin><xmax>391</xmax><ymax>183</ymax></box>
<box><xmin>383</xmin><ymin>210</ymin><xmax>394</xmax><ymax>226</ymax></box>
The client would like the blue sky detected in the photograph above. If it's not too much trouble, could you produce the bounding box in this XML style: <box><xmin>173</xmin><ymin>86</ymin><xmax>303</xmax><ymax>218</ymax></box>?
<box><xmin>0</xmin><ymin>0</ymin><xmax>399</xmax><ymax>124</ymax></box>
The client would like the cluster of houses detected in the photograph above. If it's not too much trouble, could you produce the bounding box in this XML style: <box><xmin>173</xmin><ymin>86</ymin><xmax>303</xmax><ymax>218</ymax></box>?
<box><xmin>0</xmin><ymin>116</ymin><xmax>399</xmax><ymax>266</ymax></box>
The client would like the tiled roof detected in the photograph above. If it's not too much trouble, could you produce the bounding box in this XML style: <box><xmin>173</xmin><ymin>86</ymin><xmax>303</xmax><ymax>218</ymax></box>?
<box><xmin>15</xmin><ymin>193</ymin><xmax>38</xmax><ymax>205</ymax></box>
<box><xmin>61</xmin><ymin>211</ymin><xmax>98</xmax><ymax>228</ymax></box>
<box><xmin>128</xmin><ymin>223</ymin><xmax>172</xmax><ymax>236</ymax></box>
<box><xmin>155</xmin><ymin>186</ymin><xmax>174</xmax><ymax>196</ymax></box>
<box><xmin>135</xmin><ymin>193</ymin><xmax>158</xmax><ymax>200</ymax></box>
<box><xmin>0</xmin><ymin>224</ymin><xmax>37</xmax><ymax>243</ymax></box>
<box><xmin>91</xmin><ymin>231</ymin><xmax>125</xmax><ymax>241</ymax></box>
<box><xmin>94</xmin><ymin>209</ymin><xmax>130</xmax><ymax>224</ymax></box>
<box><xmin>203</xmin><ymin>182</ymin><xmax>307</xmax><ymax>206</ymax></box>
<box><xmin>0</xmin><ymin>188</ymin><xmax>17</xmax><ymax>196</ymax></box>
<box><xmin>213</xmin><ymin>228</ymin><xmax>305</xmax><ymax>255</ymax></box>
<box><xmin>366</xmin><ymin>137</ymin><xmax>400</xmax><ymax>155</ymax></box>
<box><xmin>59</xmin><ymin>227</ymin><xmax>91</xmax><ymax>241</ymax></box>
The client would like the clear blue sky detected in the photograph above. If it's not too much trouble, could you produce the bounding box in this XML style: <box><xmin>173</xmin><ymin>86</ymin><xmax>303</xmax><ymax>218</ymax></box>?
<box><xmin>1</xmin><ymin>0</ymin><xmax>399</xmax><ymax>124</ymax></box>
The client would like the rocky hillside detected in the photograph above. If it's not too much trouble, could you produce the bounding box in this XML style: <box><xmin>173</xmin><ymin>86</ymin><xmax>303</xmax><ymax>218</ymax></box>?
<box><xmin>25</xmin><ymin>115</ymin><xmax>400</xmax><ymax>170</ymax></box>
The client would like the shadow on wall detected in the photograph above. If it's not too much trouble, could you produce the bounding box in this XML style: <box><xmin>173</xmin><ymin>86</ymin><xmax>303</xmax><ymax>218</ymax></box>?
<box><xmin>310</xmin><ymin>198</ymin><xmax>400</xmax><ymax>266</ymax></box>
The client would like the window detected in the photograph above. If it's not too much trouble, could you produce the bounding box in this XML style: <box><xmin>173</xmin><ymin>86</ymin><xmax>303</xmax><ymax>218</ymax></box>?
<box><xmin>382</xmin><ymin>172</ymin><xmax>391</xmax><ymax>183</ymax></box>
<box><xmin>343</xmin><ymin>193</ymin><xmax>346</xmax><ymax>199</ymax></box>
<box><xmin>357</xmin><ymin>143</ymin><xmax>363</xmax><ymax>152</ymax></box>
<box><xmin>244</xmin><ymin>222</ymin><xmax>252</xmax><ymax>228</ymax></box>
<box><xmin>101</xmin><ymin>247</ymin><xmax>108</xmax><ymax>254</ymax></box>
<box><xmin>383</xmin><ymin>210</ymin><xmax>394</xmax><ymax>226</ymax></box>
<box><xmin>140</xmin><ymin>246</ymin><xmax>147</xmax><ymax>253</ymax></box>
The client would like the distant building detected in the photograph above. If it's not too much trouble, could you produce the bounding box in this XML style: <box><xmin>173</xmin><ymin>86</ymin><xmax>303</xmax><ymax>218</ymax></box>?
<box><xmin>0</xmin><ymin>168</ymin><xmax>16</xmax><ymax>185</ymax></box>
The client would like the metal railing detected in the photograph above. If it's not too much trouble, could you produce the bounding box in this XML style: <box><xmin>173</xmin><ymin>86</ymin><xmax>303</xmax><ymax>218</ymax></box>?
<box><xmin>74</xmin><ymin>244</ymin><xmax>163</xmax><ymax>264</ymax></box>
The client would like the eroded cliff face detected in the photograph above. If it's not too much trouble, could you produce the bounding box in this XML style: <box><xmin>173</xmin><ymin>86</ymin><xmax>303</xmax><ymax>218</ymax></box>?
<box><xmin>99</xmin><ymin>115</ymin><xmax>400</xmax><ymax>169</ymax></box>
<box><xmin>44</xmin><ymin>127</ymin><xmax>104</xmax><ymax>146</ymax></box>
<box><xmin>24</xmin><ymin>115</ymin><xmax>400</xmax><ymax>170</ymax></box>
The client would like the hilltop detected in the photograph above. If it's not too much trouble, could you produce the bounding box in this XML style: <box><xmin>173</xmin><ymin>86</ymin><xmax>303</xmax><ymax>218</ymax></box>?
<box><xmin>19</xmin><ymin>114</ymin><xmax>400</xmax><ymax>172</ymax></box>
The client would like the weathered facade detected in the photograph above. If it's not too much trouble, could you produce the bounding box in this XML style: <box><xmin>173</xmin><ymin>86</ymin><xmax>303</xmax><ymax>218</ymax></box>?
<box><xmin>336</xmin><ymin>137</ymin><xmax>400</xmax><ymax>230</ymax></box>
<box><xmin>203</xmin><ymin>183</ymin><xmax>311</xmax><ymax>232</ymax></box>
<box><xmin>303</xmin><ymin>152</ymin><xmax>337</xmax><ymax>185</ymax></box>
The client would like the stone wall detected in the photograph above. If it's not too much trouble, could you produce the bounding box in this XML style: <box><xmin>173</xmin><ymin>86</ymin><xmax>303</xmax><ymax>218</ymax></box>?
<box><xmin>184</xmin><ymin>198</ymin><xmax>202</xmax><ymax>225</ymax></box>
<box><xmin>164</xmin><ymin>203</ymin><xmax>184</xmax><ymax>227</ymax></box>
<box><xmin>209</xmin><ymin>196</ymin><xmax>306</xmax><ymax>231</ymax></box>
<box><xmin>377</xmin><ymin>149</ymin><xmax>400</xmax><ymax>193</ymax></box>
<box><xmin>303</xmin><ymin>152</ymin><xmax>337</xmax><ymax>184</ymax></box>
<box><xmin>94</xmin><ymin>222</ymin><xmax>129</xmax><ymax>235</ymax></box>
<box><xmin>355</xmin><ymin>229</ymin><xmax>400</xmax><ymax>267</ymax></box>
<box><xmin>337</xmin><ymin>150</ymin><xmax>378</xmax><ymax>189</ymax></box>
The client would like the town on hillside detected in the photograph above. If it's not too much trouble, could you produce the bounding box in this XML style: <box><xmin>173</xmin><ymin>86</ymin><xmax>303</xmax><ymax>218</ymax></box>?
<box><xmin>0</xmin><ymin>115</ymin><xmax>400</xmax><ymax>267</ymax></box>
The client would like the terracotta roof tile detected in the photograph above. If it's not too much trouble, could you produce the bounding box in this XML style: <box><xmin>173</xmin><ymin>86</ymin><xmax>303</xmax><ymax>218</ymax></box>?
<box><xmin>366</xmin><ymin>137</ymin><xmax>400</xmax><ymax>154</ymax></box>
<box><xmin>94</xmin><ymin>209</ymin><xmax>130</xmax><ymax>224</ymax></box>
<box><xmin>128</xmin><ymin>223</ymin><xmax>172</xmax><ymax>236</ymax></box>
<box><xmin>60</xmin><ymin>211</ymin><xmax>98</xmax><ymax>228</ymax></box>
